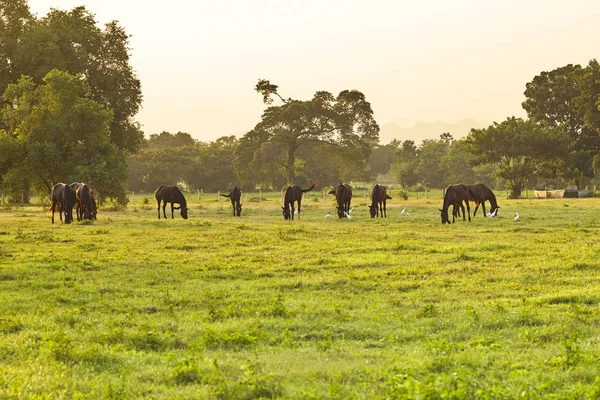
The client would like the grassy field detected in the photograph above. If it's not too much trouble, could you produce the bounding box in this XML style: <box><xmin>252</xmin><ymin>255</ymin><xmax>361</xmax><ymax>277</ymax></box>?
<box><xmin>1</xmin><ymin>190</ymin><xmax>600</xmax><ymax>399</ymax></box>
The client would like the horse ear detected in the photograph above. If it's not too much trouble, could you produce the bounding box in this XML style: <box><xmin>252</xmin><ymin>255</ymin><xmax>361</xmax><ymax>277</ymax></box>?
<box><xmin>438</xmin><ymin>209</ymin><xmax>443</xmax><ymax>212</ymax></box>
<box><xmin>281</xmin><ymin>207</ymin><xmax>285</xmax><ymax>210</ymax></box>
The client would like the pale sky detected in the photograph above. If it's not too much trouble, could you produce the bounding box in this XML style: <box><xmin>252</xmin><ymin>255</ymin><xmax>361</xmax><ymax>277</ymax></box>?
<box><xmin>27</xmin><ymin>0</ymin><xmax>600</xmax><ymax>142</ymax></box>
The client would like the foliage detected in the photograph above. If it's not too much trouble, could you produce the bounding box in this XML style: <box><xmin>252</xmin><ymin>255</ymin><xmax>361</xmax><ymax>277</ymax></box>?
<box><xmin>0</xmin><ymin>69</ymin><xmax>127</xmax><ymax>202</ymax></box>
<box><xmin>522</xmin><ymin>60</ymin><xmax>600</xmax><ymax>185</ymax></box>
<box><xmin>0</xmin><ymin>4</ymin><xmax>143</xmax><ymax>152</ymax></box>
<box><xmin>248</xmin><ymin>79</ymin><xmax>379</xmax><ymax>184</ymax></box>
<box><xmin>128</xmin><ymin>133</ymin><xmax>239</xmax><ymax>193</ymax></box>
<box><xmin>465</xmin><ymin>117</ymin><xmax>569</xmax><ymax>198</ymax></box>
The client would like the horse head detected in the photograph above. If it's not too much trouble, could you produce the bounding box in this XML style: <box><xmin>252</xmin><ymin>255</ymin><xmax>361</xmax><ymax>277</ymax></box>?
<box><xmin>180</xmin><ymin>207</ymin><xmax>189</xmax><ymax>219</ymax></box>
<box><xmin>439</xmin><ymin>208</ymin><xmax>450</xmax><ymax>224</ymax></box>
<box><xmin>282</xmin><ymin>206</ymin><xmax>291</xmax><ymax>220</ymax></box>
<box><xmin>369</xmin><ymin>204</ymin><xmax>377</xmax><ymax>218</ymax></box>
<box><xmin>336</xmin><ymin>206</ymin><xmax>345</xmax><ymax>219</ymax></box>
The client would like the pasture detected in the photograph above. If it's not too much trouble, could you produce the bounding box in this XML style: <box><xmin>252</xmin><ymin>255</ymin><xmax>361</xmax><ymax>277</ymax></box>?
<box><xmin>1</xmin><ymin>191</ymin><xmax>600</xmax><ymax>399</ymax></box>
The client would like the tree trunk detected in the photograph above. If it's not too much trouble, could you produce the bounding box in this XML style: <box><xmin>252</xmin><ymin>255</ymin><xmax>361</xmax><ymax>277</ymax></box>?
<box><xmin>286</xmin><ymin>142</ymin><xmax>299</xmax><ymax>184</ymax></box>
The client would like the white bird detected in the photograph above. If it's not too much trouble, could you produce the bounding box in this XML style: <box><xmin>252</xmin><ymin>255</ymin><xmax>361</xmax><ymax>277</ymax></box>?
<box><xmin>348</xmin><ymin>208</ymin><xmax>354</xmax><ymax>214</ymax></box>
<box><xmin>401</xmin><ymin>207</ymin><xmax>406</xmax><ymax>215</ymax></box>
<box><xmin>344</xmin><ymin>212</ymin><xmax>352</xmax><ymax>219</ymax></box>
<box><xmin>486</xmin><ymin>208</ymin><xmax>498</xmax><ymax>218</ymax></box>
<box><xmin>325</xmin><ymin>213</ymin><xmax>332</xmax><ymax>218</ymax></box>
<box><xmin>514</xmin><ymin>212</ymin><xmax>519</xmax><ymax>222</ymax></box>
<box><xmin>294</xmin><ymin>209</ymin><xmax>298</xmax><ymax>215</ymax></box>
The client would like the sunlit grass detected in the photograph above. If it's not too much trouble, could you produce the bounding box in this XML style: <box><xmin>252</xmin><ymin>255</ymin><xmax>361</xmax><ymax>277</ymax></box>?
<box><xmin>1</xmin><ymin>194</ymin><xmax>600</xmax><ymax>398</ymax></box>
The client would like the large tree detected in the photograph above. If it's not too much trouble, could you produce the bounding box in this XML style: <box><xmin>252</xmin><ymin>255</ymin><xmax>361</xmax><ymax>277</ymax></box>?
<box><xmin>250</xmin><ymin>79</ymin><xmax>379</xmax><ymax>184</ymax></box>
<box><xmin>522</xmin><ymin>60</ymin><xmax>600</xmax><ymax>184</ymax></box>
<box><xmin>465</xmin><ymin>117</ymin><xmax>568</xmax><ymax>198</ymax></box>
<box><xmin>0</xmin><ymin>4</ymin><xmax>142</xmax><ymax>152</ymax></box>
<box><xmin>0</xmin><ymin>69</ymin><xmax>127</xmax><ymax>202</ymax></box>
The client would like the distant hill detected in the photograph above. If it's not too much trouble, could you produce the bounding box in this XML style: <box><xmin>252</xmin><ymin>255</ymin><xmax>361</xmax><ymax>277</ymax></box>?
<box><xmin>378</xmin><ymin>119</ymin><xmax>491</xmax><ymax>144</ymax></box>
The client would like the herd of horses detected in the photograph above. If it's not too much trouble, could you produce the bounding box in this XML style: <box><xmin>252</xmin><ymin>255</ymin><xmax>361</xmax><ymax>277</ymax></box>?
<box><xmin>48</xmin><ymin>181</ymin><xmax>499</xmax><ymax>224</ymax></box>
<box><xmin>50</xmin><ymin>182</ymin><xmax>97</xmax><ymax>224</ymax></box>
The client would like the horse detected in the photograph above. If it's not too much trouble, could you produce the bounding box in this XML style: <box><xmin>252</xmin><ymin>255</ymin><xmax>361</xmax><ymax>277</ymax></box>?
<box><xmin>70</xmin><ymin>182</ymin><xmax>82</xmax><ymax>221</ymax></box>
<box><xmin>369</xmin><ymin>184</ymin><xmax>392</xmax><ymax>218</ymax></box>
<box><xmin>50</xmin><ymin>183</ymin><xmax>75</xmax><ymax>224</ymax></box>
<box><xmin>154</xmin><ymin>185</ymin><xmax>189</xmax><ymax>219</ymax></box>
<box><xmin>328</xmin><ymin>183</ymin><xmax>352</xmax><ymax>218</ymax></box>
<box><xmin>75</xmin><ymin>183</ymin><xmax>97</xmax><ymax>221</ymax></box>
<box><xmin>220</xmin><ymin>186</ymin><xmax>242</xmax><ymax>216</ymax></box>
<box><xmin>439</xmin><ymin>184</ymin><xmax>476</xmax><ymax>224</ymax></box>
<box><xmin>282</xmin><ymin>180</ymin><xmax>319</xmax><ymax>220</ymax></box>
<box><xmin>468</xmin><ymin>184</ymin><xmax>500</xmax><ymax>217</ymax></box>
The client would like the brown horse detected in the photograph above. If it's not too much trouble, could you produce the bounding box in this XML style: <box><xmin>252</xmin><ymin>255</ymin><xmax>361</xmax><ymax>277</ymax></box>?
<box><xmin>329</xmin><ymin>183</ymin><xmax>353</xmax><ymax>218</ymax></box>
<box><xmin>468</xmin><ymin>184</ymin><xmax>500</xmax><ymax>217</ymax></box>
<box><xmin>75</xmin><ymin>183</ymin><xmax>97</xmax><ymax>221</ymax></box>
<box><xmin>155</xmin><ymin>185</ymin><xmax>188</xmax><ymax>219</ymax></box>
<box><xmin>369</xmin><ymin>184</ymin><xmax>392</xmax><ymax>218</ymax></box>
<box><xmin>50</xmin><ymin>183</ymin><xmax>76</xmax><ymax>224</ymax></box>
<box><xmin>282</xmin><ymin>180</ymin><xmax>318</xmax><ymax>220</ymax></box>
<box><xmin>439</xmin><ymin>184</ymin><xmax>476</xmax><ymax>224</ymax></box>
<box><xmin>220</xmin><ymin>186</ymin><xmax>242</xmax><ymax>217</ymax></box>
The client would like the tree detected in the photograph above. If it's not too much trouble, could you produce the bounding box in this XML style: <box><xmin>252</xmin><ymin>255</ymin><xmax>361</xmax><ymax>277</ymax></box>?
<box><xmin>0</xmin><ymin>69</ymin><xmax>127</xmax><ymax>202</ymax></box>
<box><xmin>252</xmin><ymin>79</ymin><xmax>379</xmax><ymax>183</ymax></box>
<box><xmin>465</xmin><ymin>117</ymin><xmax>568</xmax><ymax>198</ymax></box>
<box><xmin>1</xmin><ymin>5</ymin><xmax>143</xmax><ymax>152</ymax></box>
<box><xmin>369</xmin><ymin>140</ymin><xmax>399</xmax><ymax>178</ymax></box>
<box><xmin>522</xmin><ymin>61</ymin><xmax>600</xmax><ymax>185</ymax></box>
<box><xmin>390</xmin><ymin>140</ymin><xmax>419</xmax><ymax>187</ymax></box>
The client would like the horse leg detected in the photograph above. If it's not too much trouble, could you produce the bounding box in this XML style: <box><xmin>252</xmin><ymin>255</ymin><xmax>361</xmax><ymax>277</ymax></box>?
<box><xmin>162</xmin><ymin>202</ymin><xmax>168</xmax><ymax>219</ymax></box>
<box><xmin>473</xmin><ymin>203</ymin><xmax>479</xmax><ymax>217</ymax></box>
<box><xmin>297</xmin><ymin>200</ymin><xmax>301</xmax><ymax>220</ymax></box>
<box><xmin>157</xmin><ymin>200</ymin><xmax>161</xmax><ymax>219</ymax></box>
<box><xmin>466</xmin><ymin>201</ymin><xmax>471</xmax><ymax>222</ymax></box>
<box><xmin>291</xmin><ymin>202</ymin><xmax>295</xmax><ymax>220</ymax></box>
<box><xmin>171</xmin><ymin>203</ymin><xmax>175</xmax><ymax>219</ymax></box>
<box><xmin>461</xmin><ymin>203</ymin><xmax>466</xmax><ymax>221</ymax></box>
<box><xmin>481</xmin><ymin>202</ymin><xmax>487</xmax><ymax>217</ymax></box>
<box><xmin>232</xmin><ymin>201</ymin><xmax>235</xmax><ymax>217</ymax></box>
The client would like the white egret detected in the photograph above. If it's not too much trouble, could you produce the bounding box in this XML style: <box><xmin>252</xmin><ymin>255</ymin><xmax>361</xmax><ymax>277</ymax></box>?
<box><xmin>514</xmin><ymin>212</ymin><xmax>519</xmax><ymax>222</ymax></box>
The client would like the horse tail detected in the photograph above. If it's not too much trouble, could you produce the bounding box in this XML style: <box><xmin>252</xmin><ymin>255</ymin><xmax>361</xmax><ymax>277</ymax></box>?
<box><xmin>386</xmin><ymin>194</ymin><xmax>392</xmax><ymax>200</ymax></box>
<box><xmin>302</xmin><ymin>179</ymin><xmax>319</xmax><ymax>193</ymax></box>
<box><xmin>219</xmin><ymin>193</ymin><xmax>231</xmax><ymax>198</ymax></box>
<box><xmin>327</xmin><ymin>189</ymin><xmax>336</xmax><ymax>195</ymax></box>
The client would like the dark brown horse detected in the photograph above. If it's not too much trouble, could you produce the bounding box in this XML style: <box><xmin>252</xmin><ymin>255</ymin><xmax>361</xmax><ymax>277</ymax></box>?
<box><xmin>50</xmin><ymin>183</ymin><xmax>75</xmax><ymax>224</ymax></box>
<box><xmin>439</xmin><ymin>184</ymin><xmax>476</xmax><ymax>224</ymax></box>
<box><xmin>282</xmin><ymin>180</ymin><xmax>318</xmax><ymax>220</ymax></box>
<box><xmin>468</xmin><ymin>184</ymin><xmax>500</xmax><ymax>217</ymax></box>
<box><xmin>220</xmin><ymin>186</ymin><xmax>242</xmax><ymax>216</ymax></box>
<box><xmin>369</xmin><ymin>184</ymin><xmax>392</xmax><ymax>218</ymax></box>
<box><xmin>328</xmin><ymin>183</ymin><xmax>353</xmax><ymax>218</ymax></box>
<box><xmin>75</xmin><ymin>183</ymin><xmax>97</xmax><ymax>221</ymax></box>
<box><xmin>155</xmin><ymin>185</ymin><xmax>188</xmax><ymax>219</ymax></box>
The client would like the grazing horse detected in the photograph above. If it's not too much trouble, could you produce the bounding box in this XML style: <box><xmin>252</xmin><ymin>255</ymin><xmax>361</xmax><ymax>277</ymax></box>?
<box><xmin>439</xmin><ymin>184</ymin><xmax>476</xmax><ymax>224</ymax></box>
<box><xmin>50</xmin><ymin>183</ymin><xmax>75</xmax><ymax>224</ymax></box>
<box><xmin>220</xmin><ymin>186</ymin><xmax>242</xmax><ymax>216</ymax></box>
<box><xmin>369</xmin><ymin>184</ymin><xmax>392</xmax><ymax>218</ymax></box>
<box><xmin>75</xmin><ymin>183</ymin><xmax>97</xmax><ymax>221</ymax></box>
<box><xmin>328</xmin><ymin>183</ymin><xmax>353</xmax><ymax>218</ymax></box>
<box><xmin>155</xmin><ymin>185</ymin><xmax>188</xmax><ymax>219</ymax></box>
<box><xmin>70</xmin><ymin>182</ymin><xmax>82</xmax><ymax>221</ymax></box>
<box><xmin>282</xmin><ymin>180</ymin><xmax>319</xmax><ymax>220</ymax></box>
<box><xmin>468</xmin><ymin>184</ymin><xmax>500</xmax><ymax>217</ymax></box>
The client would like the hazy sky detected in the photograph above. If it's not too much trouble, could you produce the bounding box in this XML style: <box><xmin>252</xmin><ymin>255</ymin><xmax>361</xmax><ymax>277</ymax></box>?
<box><xmin>27</xmin><ymin>0</ymin><xmax>600</xmax><ymax>142</ymax></box>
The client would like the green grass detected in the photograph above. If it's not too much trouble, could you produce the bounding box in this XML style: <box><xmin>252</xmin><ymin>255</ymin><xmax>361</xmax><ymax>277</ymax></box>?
<box><xmin>1</xmin><ymin>193</ymin><xmax>600</xmax><ymax>399</ymax></box>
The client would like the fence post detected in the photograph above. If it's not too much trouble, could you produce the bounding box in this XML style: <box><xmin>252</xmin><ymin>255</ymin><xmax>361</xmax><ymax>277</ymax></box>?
<box><xmin>425</xmin><ymin>188</ymin><xmax>428</xmax><ymax>200</ymax></box>
<box><xmin>364</xmin><ymin>186</ymin><xmax>366</xmax><ymax>201</ymax></box>
<box><xmin>259</xmin><ymin>190</ymin><xmax>262</xmax><ymax>202</ymax></box>
<box><xmin>245</xmin><ymin>193</ymin><xmax>248</xmax><ymax>202</ymax></box>
<box><xmin>281</xmin><ymin>188</ymin><xmax>283</xmax><ymax>201</ymax></box>
<box><xmin>526</xmin><ymin>188</ymin><xmax>528</xmax><ymax>199</ymax></box>
<box><xmin>1</xmin><ymin>190</ymin><xmax>3</xmax><ymax>204</ymax></box>
<box><xmin>131</xmin><ymin>191</ymin><xmax>134</xmax><ymax>205</ymax></box>
<box><xmin>506</xmin><ymin>188</ymin><xmax>509</xmax><ymax>199</ymax></box>
<box><xmin>218</xmin><ymin>190</ymin><xmax>220</xmax><ymax>201</ymax></box>
<box><xmin>197</xmin><ymin>189</ymin><xmax>200</xmax><ymax>203</ymax></box>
